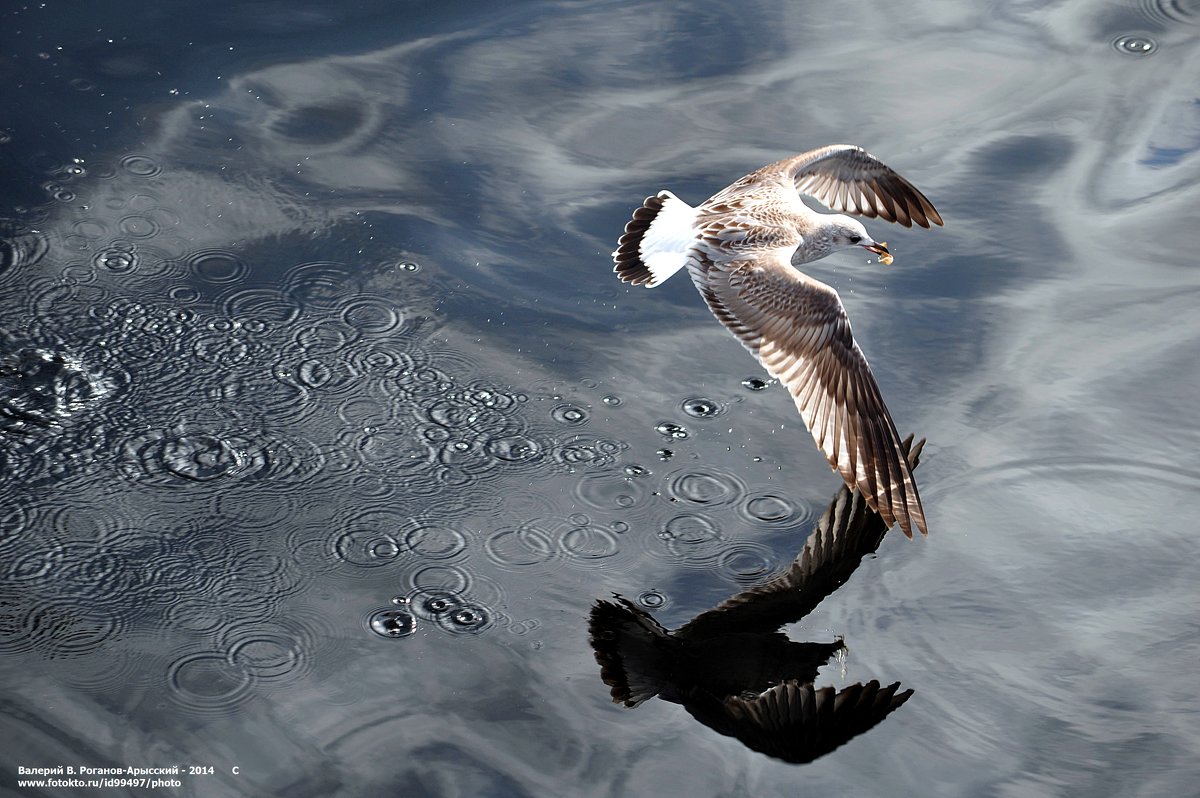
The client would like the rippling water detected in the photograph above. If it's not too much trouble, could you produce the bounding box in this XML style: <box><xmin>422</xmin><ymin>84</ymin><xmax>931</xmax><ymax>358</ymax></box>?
<box><xmin>2</xmin><ymin>1</ymin><xmax>1199</xmax><ymax>796</ymax></box>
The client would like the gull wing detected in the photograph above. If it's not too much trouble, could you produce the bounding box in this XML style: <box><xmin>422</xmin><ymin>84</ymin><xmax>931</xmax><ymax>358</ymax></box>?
<box><xmin>689</xmin><ymin>250</ymin><xmax>926</xmax><ymax>537</ymax></box>
<box><xmin>759</xmin><ymin>145</ymin><xmax>943</xmax><ymax>228</ymax></box>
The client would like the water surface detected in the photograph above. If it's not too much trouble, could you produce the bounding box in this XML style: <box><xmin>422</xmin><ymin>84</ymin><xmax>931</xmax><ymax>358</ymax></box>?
<box><xmin>2</xmin><ymin>1</ymin><xmax>1199</xmax><ymax>796</ymax></box>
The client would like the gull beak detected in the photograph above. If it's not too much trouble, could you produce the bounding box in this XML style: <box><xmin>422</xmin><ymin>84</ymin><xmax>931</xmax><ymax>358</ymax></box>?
<box><xmin>863</xmin><ymin>241</ymin><xmax>893</xmax><ymax>265</ymax></box>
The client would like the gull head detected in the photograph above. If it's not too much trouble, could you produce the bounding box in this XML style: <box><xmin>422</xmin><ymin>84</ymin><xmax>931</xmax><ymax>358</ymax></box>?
<box><xmin>802</xmin><ymin>215</ymin><xmax>893</xmax><ymax>265</ymax></box>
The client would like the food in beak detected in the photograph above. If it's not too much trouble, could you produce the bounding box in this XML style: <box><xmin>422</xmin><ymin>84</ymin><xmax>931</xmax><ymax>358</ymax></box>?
<box><xmin>865</xmin><ymin>242</ymin><xmax>893</xmax><ymax>265</ymax></box>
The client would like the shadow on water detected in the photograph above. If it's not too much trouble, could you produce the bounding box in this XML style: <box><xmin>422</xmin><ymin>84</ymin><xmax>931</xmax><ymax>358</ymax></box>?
<box><xmin>589</xmin><ymin>437</ymin><xmax>925</xmax><ymax>764</ymax></box>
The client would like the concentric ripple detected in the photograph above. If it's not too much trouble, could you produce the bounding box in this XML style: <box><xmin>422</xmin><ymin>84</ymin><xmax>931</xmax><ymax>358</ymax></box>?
<box><xmin>715</xmin><ymin>540</ymin><xmax>778</xmax><ymax>584</ymax></box>
<box><xmin>636</xmin><ymin>590</ymin><xmax>667</xmax><ymax>609</ymax></box>
<box><xmin>119</xmin><ymin>154</ymin><xmax>163</xmax><ymax>177</ymax></box>
<box><xmin>573</xmin><ymin>469</ymin><xmax>647</xmax><ymax>510</ymax></box>
<box><xmin>655</xmin><ymin>513</ymin><xmax>726</xmax><ymax>567</ymax></box>
<box><xmin>283</xmin><ymin>261</ymin><xmax>355</xmax><ymax>310</ymax></box>
<box><xmin>483</xmin><ymin>522</ymin><xmax>557</xmax><ymax>570</ymax></box>
<box><xmin>332</xmin><ymin>527</ymin><xmax>402</xmax><ymax>570</ymax></box>
<box><xmin>736</xmin><ymin>492</ymin><xmax>816</xmax><ymax>529</ymax></box>
<box><xmin>186</xmin><ymin>249</ymin><xmax>250</xmax><ymax>284</ymax></box>
<box><xmin>166</xmin><ymin>650</ymin><xmax>254</xmax><ymax>717</ymax></box>
<box><xmin>559</xmin><ymin>519</ymin><xmax>623</xmax><ymax>567</ymax></box>
<box><xmin>0</xmin><ymin>228</ymin><xmax>50</xmax><ymax>277</ymax></box>
<box><xmin>551</xmin><ymin>402</ymin><xmax>590</xmax><ymax>426</ymax></box>
<box><xmin>666</xmin><ymin>467</ymin><xmax>746</xmax><ymax>507</ymax></box>
<box><xmin>1134</xmin><ymin>0</ymin><xmax>1200</xmax><ymax>24</ymax></box>
<box><xmin>119</xmin><ymin>430</ymin><xmax>251</xmax><ymax>485</ymax></box>
<box><xmin>219</xmin><ymin>613</ymin><xmax>334</xmax><ymax>687</ymax></box>
<box><xmin>1111</xmin><ymin>33</ymin><xmax>1159</xmax><ymax>55</ymax></box>
<box><xmin>401</xmin><ymin>519</ymin><xmax>470</xmax><ymax>561</ymax></box>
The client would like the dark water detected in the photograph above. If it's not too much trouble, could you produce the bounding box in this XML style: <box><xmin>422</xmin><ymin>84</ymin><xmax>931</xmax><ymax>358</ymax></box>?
<box><xmin>2</xmin><ymin>1</ymin><xmax>1200</xmax><ymax>796</ymax></box>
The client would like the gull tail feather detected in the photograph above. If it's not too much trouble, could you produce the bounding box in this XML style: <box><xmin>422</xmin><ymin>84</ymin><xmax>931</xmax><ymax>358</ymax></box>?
<box><xmin>612</xmin><ymin>190</ymin><xmax>697</xmax><ymax>287</ymax></box>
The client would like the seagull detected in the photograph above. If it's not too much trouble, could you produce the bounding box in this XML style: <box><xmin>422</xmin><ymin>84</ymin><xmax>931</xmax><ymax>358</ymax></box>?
<box><xmin>612</xmin><ymin>145</ymin><xmax>942</xmax><ymax>537</ymax></box>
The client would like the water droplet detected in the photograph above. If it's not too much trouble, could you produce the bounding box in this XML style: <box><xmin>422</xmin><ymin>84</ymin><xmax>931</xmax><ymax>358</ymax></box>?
<box><xmin>657</xmin><ymin>448</ymin><xmax>674</xmax><ymax>460</ymax></box>
<box><xmin>741</xmin><ymin>377</ymin><xmax>769</xmax><ymax>391</ymax></box>
<box><xmin>623</xmin><ymin>464</ymin><xmax>650</xmax><ymax>477</ymax></box>
<box><xmin>399</xmin><ymin>261</ymin><xmax>420</xmax><ymax>272</ymax></box>
<box><xmin>1112</xmin><ymin>33</ymin><xmax>1159</xmax><ymax>55</ymax></box>
<box><xmin>601</xmin><ymin>394</ymin><xmax>622</xmax><ymax>407</ymax></box>
<box><xmin>681</xmin><ymin>397</ymin><xmax>723</xmax><ymax>418</ymax></box>
<box><xmin>368</xmin><ymin>609</ymin><xmax>416</xmax><ymax>638</ymax></box>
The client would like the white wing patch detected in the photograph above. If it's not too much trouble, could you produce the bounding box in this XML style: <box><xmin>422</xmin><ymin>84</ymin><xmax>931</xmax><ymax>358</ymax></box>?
<box><xmin>639</xmin><ymin>191</ymin><xmax>698</xmax><ymax>287</ymax></box>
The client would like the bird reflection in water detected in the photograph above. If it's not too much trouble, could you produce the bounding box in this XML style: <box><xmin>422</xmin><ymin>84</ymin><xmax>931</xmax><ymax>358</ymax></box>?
<box><xmin>588</xmin><ymin>436</ymin><xmax>926</xmax><ymax>764</ymax></box>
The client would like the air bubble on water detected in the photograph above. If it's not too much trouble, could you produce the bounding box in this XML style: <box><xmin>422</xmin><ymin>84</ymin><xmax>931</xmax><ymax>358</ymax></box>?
<box><xmin>95</xmin><ymin>249</ymin><xmax>138</xmax><ymax>272</ymax></box>
<box><xmin>368</xmin><ymin>609</ymin><xmax>417</xmax><ymax>638</ymax></box>
<box><xmin>439</xmin><ymin>604</ymin><xmax>491</xmax><ymax>634</ymax></box>
<box><xmin>654</xmin><ymin>421</ymin><xmax>688</xmax><ymax>439</ymax></box>
<box><xmin>681</xmin><ymin>397</ymin><xmax>723</xmax><ymax>418</ymax></box>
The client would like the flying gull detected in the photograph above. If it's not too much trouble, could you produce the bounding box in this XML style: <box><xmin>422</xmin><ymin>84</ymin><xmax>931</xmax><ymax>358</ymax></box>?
<box><xmin>612</xmin><ymin>145</ymin><xmax>942</xmax><ymax>537</ymax></box>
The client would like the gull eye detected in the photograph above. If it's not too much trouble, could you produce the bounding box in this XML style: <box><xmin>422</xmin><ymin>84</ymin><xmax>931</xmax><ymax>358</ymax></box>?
<box><xmin>849</xmin><ymin>234</ymin><xmax>862</xmax><ymax>244</ymax></box>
